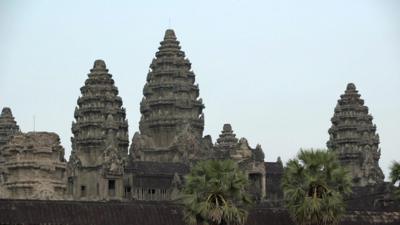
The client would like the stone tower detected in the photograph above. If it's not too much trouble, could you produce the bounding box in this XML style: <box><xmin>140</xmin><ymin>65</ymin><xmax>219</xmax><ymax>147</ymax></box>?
<box><xmin>0</xmin><ymin>107</ymin><xmax>20</xmax><ymax>150</ymax></box>
<box><xmin>214</xmin><ymin>124</ymin><xmax>266</xmax><ymax>201</ymax></box>
<box><xmin>130</xmin><ymin>29</ymin><xmax>205</xmax><ymax>162</ymax></box>
<box><xmin>0</xmin><ymin>107</ymin><xmax>20</xmax><ymax>187</ymax></box>
<box><xmin>68</xmin><ymin>60</ymin><xmax>129</xmax><ymax>200</ymax></box>
<box><xmin>327</xmin><ymin>83</ymin><xmax>384</xmax><ymax>186</ymax></box>
<box><xmin>214</xmin><ymin>124</ymin><xmax>239</xmax><ymax>158</ymax></box>
<box><xmin>1</xmin><ymin>132</ymin><xmax>67</xmax><ymax>200</ymax></box>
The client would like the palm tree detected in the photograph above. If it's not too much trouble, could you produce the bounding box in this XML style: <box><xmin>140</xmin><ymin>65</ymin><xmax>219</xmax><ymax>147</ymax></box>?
<box><xmin>181</xmin><ymin>160</ymin><xmax>252</xmax><ymax>225</ymax></box>
<box><xmin>389</xmin><ymin>161</ymin><xmax>400</xmax><ymax>199</ymax></box>
<box><xmin>282</xmin><ymin>149</ymin><xmax>352</xmax><ymax>225</ymax></box>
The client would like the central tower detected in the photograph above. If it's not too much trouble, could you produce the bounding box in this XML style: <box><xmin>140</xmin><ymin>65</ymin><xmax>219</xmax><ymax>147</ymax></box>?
<box><xmin>131</xmin><ymin>29</ymin><xmax>205</xmax><ymax>162</ymax></box>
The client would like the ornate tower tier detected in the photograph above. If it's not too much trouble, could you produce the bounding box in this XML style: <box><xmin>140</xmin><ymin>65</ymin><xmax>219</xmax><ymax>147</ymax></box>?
<box><xmin>131</xmin><ymin>29</ymin><xmax>205</xmax><ymax>163</ymax></box>
<box><xmin>214</xmin><ymin>124</ymin><xmax>264</xmax><ymax>162</ymax></box>
<box><xmin>139</xmin><ymin>29</ymin><xmax>204</xmax><ymax>148</ymax></box>
<box><xmin>327</xmin><ymin>83</ymin><xmax>384</xmax><ymax>186</ymax></box>
<box><xmin>0</xmin><ymin>107</ymin><xmax>21</xmax><ymax>180</ymax></box>
<box><xmin>68</xmin><ymin>60</ymin><xmax>128</xmax><ymax>200</ymax></box>
<box><xmin>215</xmin><ymin>124</ymin><xmax>238</xmax><ymax>150</ymax></box>
<box><xmin>71</xmin><ymin>59</ymin><xmax>129</xmax><ymax>166</ymax></box>
<box><xmin>214</xmin><ymin>123</ymin><xmax>266</xmax><ymax>201</ymax></box>
<box><xmin>0</xmin><ymin>107</ymin><xmax>20</xmax><ymax>150</ymax></box>
<box><xmin>0</xmin><ymin>132</ymin><xmax>67</xmax><ymax>200</ymax></box>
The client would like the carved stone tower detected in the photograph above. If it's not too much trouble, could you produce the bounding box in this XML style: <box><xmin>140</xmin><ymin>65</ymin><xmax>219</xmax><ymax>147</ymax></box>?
<box><xmin>0</xmin><ymin>107</ymin><xmax>20</xmax><ymax>150</ymax></box>
<box><xmin>130</xmin><ymin>29</ymin><xmax>205</xmax><ymax>162</ymax></box>
<box><xmin>0</xmin><ymin>107</ymin><xmax>20</xmax><ymax>185</ymax></box>
<box><xmin>327</xmin><ymin>83</ymin><xmax>384</xmax><ymax>186</ymax></box>
<box><xmin>68</xmin><ymin>60</ymin><xmax>129</xmax><ymax>200</ymax></box>
<box><xmin>214</xmin><ymin>124</ymin><xmax>266</xmax><ymax>201</ymax></box>
<box><xmin>214</xmin><ymin>124</ymin><xmax>239</xmax><ymax>158</ymax></box>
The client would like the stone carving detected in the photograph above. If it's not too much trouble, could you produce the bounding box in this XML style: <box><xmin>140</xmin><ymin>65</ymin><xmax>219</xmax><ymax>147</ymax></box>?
<box><xmin>103</xmin><ymin>130</ymin><xmax>123</xmax><ymax>175</ymax></box>
<box><xmin>171</xmin><ymin>123</ymin><xmax>201</xmax><ymax>162</ymax></box>
<box><xmin>31</xmin><ymin>181</ymin><xmax>60</xmax><ymax>200</ymax></box>
<box><xmin>129</xmin><ymin>132</ymin><xmax>155</xmax><ymax>160</ymax></box>
<box><xmin>0</xmin><ymin>132</ymin><xmax>67</xmax><ymax>200</ymax></box>
<box><xmin>171</xmin><ymin>172</ymin><xmax>183</xmax><ymax>200</ymax></box>
<box><xmin>327</xmin><ymin>83</ymin><xmax>384</xmax><ymax>186</ymax></box>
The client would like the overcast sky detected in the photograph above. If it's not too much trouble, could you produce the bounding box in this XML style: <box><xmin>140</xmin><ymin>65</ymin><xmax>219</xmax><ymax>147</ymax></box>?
<box><xmin>1</xmin><ymin>0</ymin><xmax>399</xmax><ymax>178</ymax></box>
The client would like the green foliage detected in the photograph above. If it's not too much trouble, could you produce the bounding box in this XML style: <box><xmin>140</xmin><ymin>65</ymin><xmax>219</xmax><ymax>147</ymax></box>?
<box><xmin>181</xmin><ymin>160</ymin><xmax>252</xmax><ymax>225</ymax></box>
<box><xmin>389</xmin><ymin>161</ymin><xmax>400</xmax><ymax>198</ymax></box>
<box><xmin>282</xmin><ymin>149</ymin><xmax>352</xmax><ymax>225</ymax></box>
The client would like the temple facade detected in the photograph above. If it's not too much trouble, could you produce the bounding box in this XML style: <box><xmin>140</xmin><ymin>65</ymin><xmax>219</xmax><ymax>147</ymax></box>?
<box><xmin>0</xmin><ymin>29</ymin><xmax>397</xmax><ymax>216</ymax></box>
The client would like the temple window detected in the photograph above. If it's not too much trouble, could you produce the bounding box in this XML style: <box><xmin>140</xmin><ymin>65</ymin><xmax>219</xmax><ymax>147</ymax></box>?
<box><xmin>124</xmin><ymin>186</ymin><xmax>131</xmax><ymax>198</ymax></box>
<box><xmin>108</xmin><ymin>180</ymin><xmax>116</xmax><ymax>197</ymax></box>
<box><xmin>80</xmin><ymin>185</ymin><xmax>86</xmax><ymax>197</ymax></box>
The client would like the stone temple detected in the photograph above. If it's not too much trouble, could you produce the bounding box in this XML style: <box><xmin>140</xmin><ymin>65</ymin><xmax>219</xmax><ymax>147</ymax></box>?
<box><xmin>0</xmin><ymin>29</ymin><xmax>399</xmax><ymax>224</ymax></box>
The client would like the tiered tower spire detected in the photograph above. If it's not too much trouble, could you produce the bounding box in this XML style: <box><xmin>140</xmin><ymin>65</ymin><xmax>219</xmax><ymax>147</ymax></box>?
<box><xmin>139</xmin><ymin>29</ymin><xmax>204</xmax><ymax>147</ymax></box>
<box><xmin>68</xmin><ymin>60</ymin><xmax>128</xmax><ymax>200</ymax></box>
<box><xmin>214</xmin><ymin>124</ymin><xmax>238</xmax><ymax>156</ymax></box>
<box><xmin>131</xmin><ymin>29</ymin><xmax>205</xmax><ymax>163</ymax></box>
<box><xmin>327</xmin><ymin>83</ymin><xmax>384</xmax><ymax>186</ymax></box>
<box><xmin>71</xmin><ymin>60</ymin><xmax>129</xmax><ymax>164</ymax></box>
<box><xmin>0</xmin><ymin>107</ymin><xmax>20</xmax><ymax>172</ymax></box>
<box><xmin>0</xmin><ymin>107</ymin><xmax>20</xmax><ymax>150</ymax></box>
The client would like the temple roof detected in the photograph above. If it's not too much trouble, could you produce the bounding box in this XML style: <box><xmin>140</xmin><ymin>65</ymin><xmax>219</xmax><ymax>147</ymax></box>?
<box><xmin>265</xmin><ymin>162</ymin><xmax>284</xmax><ymax>174</ymax></box>
<box><xmin>0</xmin><ymin>199</ymin><xmax>399</xmax><ymax>225</ymax></box>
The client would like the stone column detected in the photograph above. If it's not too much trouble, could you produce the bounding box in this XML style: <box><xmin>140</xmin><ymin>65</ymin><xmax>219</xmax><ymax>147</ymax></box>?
<box><xmin>261</xmin><ymin>174</ymin><xmax>266</xmax><ymax>199</ymax></box>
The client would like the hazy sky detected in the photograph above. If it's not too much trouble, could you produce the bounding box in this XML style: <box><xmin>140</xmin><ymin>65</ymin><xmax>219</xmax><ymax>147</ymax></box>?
<box><xmin>1</xmin><ymin>0</ymin><xmax>399</xmax><ymax>178</ymax></box>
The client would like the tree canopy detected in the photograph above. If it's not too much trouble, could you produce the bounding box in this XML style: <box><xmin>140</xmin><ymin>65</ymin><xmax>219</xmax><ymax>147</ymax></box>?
<box><xmin>389</xmin><ymin>161</ymin><xmax>400</xmax><ymax>198</ymax></box>
<box><xmin>181</xmin><ymin>160</ymin><xmax>252</xmax><ymax>225</ymax></box>
<box><xmin>282</xmin><ymin>149</ymin><xmax>352</xmax><ymax>225</ymax></box>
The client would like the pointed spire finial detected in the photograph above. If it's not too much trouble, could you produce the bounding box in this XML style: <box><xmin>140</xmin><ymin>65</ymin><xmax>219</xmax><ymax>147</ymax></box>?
<box><xmin>1</xmin><ymin>107</ymin><xmax>12</xmax><ymax>117</ymax></box>
<box><xmin>164</xmin><ymin>29</ymin><xmax>177</xmax><ymax>41</ymax></box>
<box><xmin>223</xmin><ymin>123</ymin><xmax>232</xmax><ymax>132</ymax></box>
<box><xmin>93</xmin><ymin>59</ymin><xmax>107</xmax><ymax>70</ymax></box>
<box><xmin>346</xmin><ymin>83</ymin><xmax>356</xmax><ymax>91</ymax></box>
